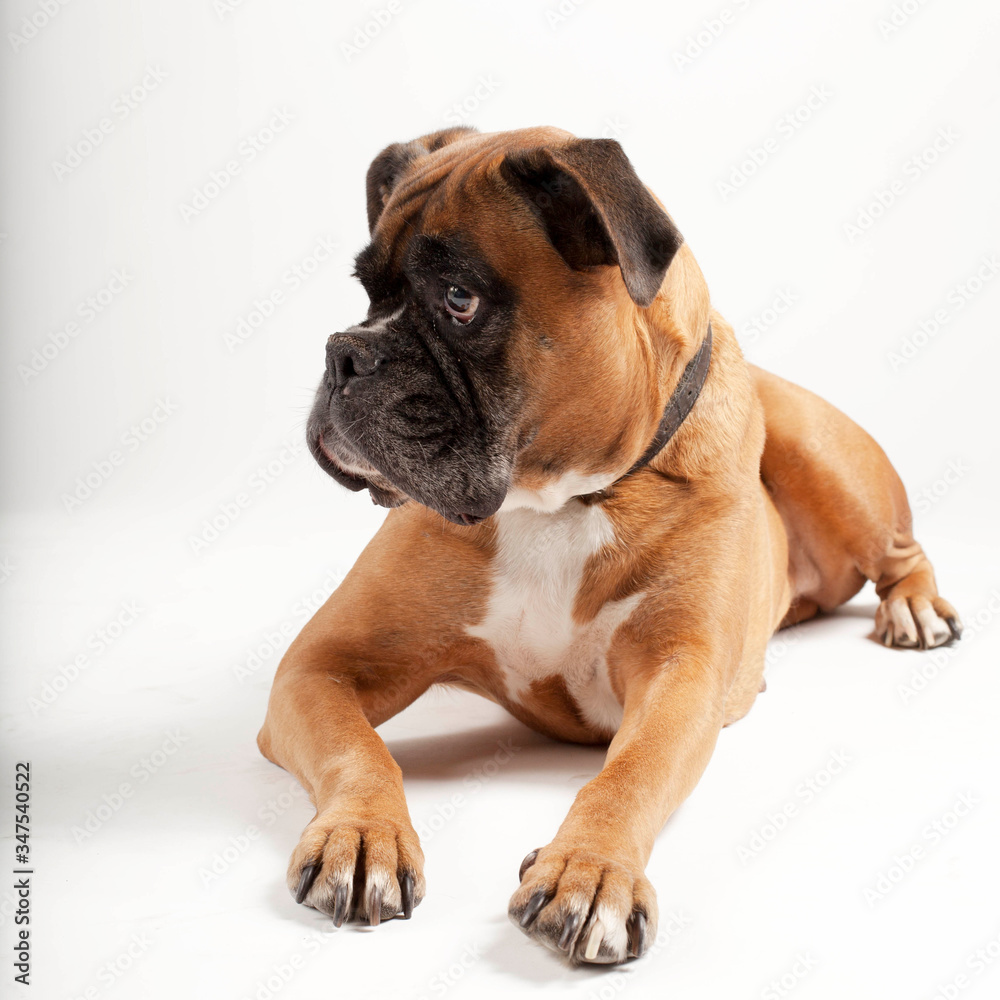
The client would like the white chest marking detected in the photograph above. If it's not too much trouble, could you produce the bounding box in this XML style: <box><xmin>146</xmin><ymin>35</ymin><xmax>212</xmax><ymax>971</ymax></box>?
<box><xmin>499</xmin><ymin>470</ymin><xmax>617</xmax><ymax>514</ymax></box>
<box><xmin>466</xmin><ymin>496</ymin><xmax>642</xmax><ymax>735</ymax></box>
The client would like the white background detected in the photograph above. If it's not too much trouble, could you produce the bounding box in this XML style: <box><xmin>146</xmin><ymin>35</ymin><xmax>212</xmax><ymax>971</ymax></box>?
<box><xmin>2</xmin><ymin>1</ymin><xmax>999</xmax><ymax>997</ymax></box>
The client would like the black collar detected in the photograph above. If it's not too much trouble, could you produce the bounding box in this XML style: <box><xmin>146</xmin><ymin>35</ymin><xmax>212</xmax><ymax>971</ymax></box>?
<box><xmin>606</xmin><ymin>322</ymin><xmax>713</xmax><ymax>489</ymax></box>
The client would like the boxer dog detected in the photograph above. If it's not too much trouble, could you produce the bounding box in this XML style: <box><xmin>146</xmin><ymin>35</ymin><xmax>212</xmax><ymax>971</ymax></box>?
<box><xmin>257</xmin><ymin>126</ymin><xmax>961</xmax><ymax>964</ymax></box>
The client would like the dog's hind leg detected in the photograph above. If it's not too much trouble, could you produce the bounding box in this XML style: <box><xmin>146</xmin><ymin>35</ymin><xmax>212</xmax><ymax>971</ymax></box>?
<box><xmin>750</xmin><ymin>365</ymin><xmax>962</xmax><ymax>649</ymax></box>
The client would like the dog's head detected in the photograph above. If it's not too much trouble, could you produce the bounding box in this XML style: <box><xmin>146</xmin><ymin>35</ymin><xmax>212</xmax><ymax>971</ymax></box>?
<box><xmin>307</xmin><ymin>126</ymin><xmax>688</xmax><ymax>524</ymax></box>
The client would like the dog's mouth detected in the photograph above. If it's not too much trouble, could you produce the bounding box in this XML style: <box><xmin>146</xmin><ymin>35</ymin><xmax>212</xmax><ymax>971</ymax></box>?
<box><xmin>312</xmin><ymin>433</ymin><xmax>366</xmax><ymax>491</ymax></box>
<box><xmin>308</xmin><ymin>426</ymin><xmax>498</xmax><ymax>526</ymax></box>
<box><xmin>308</xmin><ymin>429</ymin><xmax>408</xmax><ymax>510</ymax></box>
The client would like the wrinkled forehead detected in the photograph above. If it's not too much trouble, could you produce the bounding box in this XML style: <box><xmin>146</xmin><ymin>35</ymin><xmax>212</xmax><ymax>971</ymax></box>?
<box><xmin>380</xmin><ymin>125</ymin><xmax>574</xmax><ymax>230</ymax></box>
<box><xmin>355</xmin><ymin>128</ymin><xmax>573</xmax><ymax>301</ymax></box>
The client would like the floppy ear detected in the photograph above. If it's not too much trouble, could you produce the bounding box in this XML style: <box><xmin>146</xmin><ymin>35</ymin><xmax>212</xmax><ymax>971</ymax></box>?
<box><xmin>365</xmin><ymin>126</ymin><xmax>478</xmax><ymax>233</ymax></box>
<box><xmin>499</xmin><ymin>139</ymin><xmax>683</xmax><ymax>307</ymax></box>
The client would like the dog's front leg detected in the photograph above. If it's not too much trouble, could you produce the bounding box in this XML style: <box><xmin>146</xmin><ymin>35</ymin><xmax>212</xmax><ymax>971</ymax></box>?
<box><xmin>509</xmin><ymin>648</ymin><xmax>727</xmax><ymax>964</ymax></box>
<box><xmin>258</xmin><ymin>627</ymin><xmax>432</xmax><ymax>926</ymax></box>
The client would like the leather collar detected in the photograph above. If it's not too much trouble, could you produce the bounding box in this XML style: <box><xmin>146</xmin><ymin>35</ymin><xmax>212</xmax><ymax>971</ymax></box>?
<box><xmin>590</xmin><ymin>322</ymin><xmax>713</xmax><ymax>496</ymax></box>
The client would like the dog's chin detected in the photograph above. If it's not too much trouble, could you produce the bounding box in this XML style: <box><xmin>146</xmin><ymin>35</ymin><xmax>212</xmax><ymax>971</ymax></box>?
<box><xmin>309</xmin><ymin>432</ymin><xmax>408</xmax><ymax>510</ymax></box>
<box><xmin>309</xmin><ymin>431</ymin><xmax>504</xmax><ymax>525</ymax></box>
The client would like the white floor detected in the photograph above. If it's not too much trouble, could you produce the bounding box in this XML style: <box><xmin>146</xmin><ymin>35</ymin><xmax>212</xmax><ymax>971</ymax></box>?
<box><xmin>3</xmin><ymin>505</ymin><xmax>998</xmax><ymax>1000</ymax></box>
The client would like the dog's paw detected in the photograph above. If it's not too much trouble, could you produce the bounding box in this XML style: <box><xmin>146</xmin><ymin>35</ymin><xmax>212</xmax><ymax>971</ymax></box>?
<box><xmin>287</xmin><ymin>809</ymin><xmax>425</xmax><ymax>926</ymax></box>
<box><xmin>509</xmin><ymin>843</ymin><xmax>656</xmax><ymax>964</ymax></box>
<box><xmin>875</xmin><ymin>593</ymin><xmax>962</xmax><ymax>650</ymax></box>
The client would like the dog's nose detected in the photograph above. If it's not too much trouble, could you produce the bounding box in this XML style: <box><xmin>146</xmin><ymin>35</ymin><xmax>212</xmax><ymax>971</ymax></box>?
<box><xmin>326</xmin><ymin>333</ymin><xmax>385</xmax><ymax>389</ymax></box>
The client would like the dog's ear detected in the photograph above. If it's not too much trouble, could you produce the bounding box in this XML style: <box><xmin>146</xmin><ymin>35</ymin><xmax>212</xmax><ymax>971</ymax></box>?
<box><xmin>365</xmin><ymin>126</ymin><xmax>478</xmax><ymax>233</ymax></box>
<box><xmin>500</xmin><ymin>139</ymin><xmax>683</xmax><ymax>307</ymax></box>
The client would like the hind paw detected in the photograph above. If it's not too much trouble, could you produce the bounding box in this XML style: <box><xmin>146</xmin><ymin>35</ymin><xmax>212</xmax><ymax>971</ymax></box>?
<box><xmin>875</xmin><ymin>594</ymin><xmax>962</xmax><ymax>650</ymax></box>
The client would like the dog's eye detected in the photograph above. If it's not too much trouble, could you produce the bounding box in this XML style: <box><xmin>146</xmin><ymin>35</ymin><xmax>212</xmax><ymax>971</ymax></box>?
<box><xmin>443</xmin><ymin>285</ymin><xmax>479</xmax><ymax>323</ymax></box>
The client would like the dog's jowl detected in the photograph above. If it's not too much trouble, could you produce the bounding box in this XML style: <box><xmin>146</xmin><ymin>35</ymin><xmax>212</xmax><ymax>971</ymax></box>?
<box><xmin>257</xmin><ymin>126</ymin><xmax>961</xmax><ymax>965</ymax></box>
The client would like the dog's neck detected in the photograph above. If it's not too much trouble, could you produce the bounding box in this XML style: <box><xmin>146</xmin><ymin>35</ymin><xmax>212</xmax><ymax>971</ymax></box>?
<box><xmin>497</xmin><ymin>320</ymin><xmax>713</xmax><ymax>516</ymax></box>
<box><xmin>616</xmin><ymin>322</ymin><xmax>713</xmax><ymax>482</ymax></box>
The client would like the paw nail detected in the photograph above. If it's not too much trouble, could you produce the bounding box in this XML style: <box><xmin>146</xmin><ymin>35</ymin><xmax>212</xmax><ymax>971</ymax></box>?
<box><xmin>400</xmin><ymin>872</ymin><xmax>415</xmax><ymax>920</ymax></box>
<box><xmin>558</xmin><ymin>911</ymin><xmax>580</xmax><ymax>951</ymax></box>
<box><xmin>295</xmin><ymin>863</ymin><xmax>319</xmax><ymax>904</ymax></box>
<box><xmin>519</xmin><ymin>888</ymin><xmax>549</xmax><ymax>929</ymax></box>
<box><xmin>946</xmin><ymin>616</ymin><xmax>963</xmax><ymax>640</ymax></box>
<box><xmin>584</xmin><ymin>920</ymin><xmax>605</xmax><ymax>961</ymax></box>
<box><xmin>332</xmin><ymin>883</ymin><xmax>349</xmax><ymax>927</ymax></box>
<box><xmin>519</xmin><ymin>849</ymin><xmax>539</xmax><ymax>882</ymax></box>
<box><xmin>628</xmin><ymin>910</ymin><xmax>647</xmax><ymax>958</ymax></box>
<box><xmin>369</xmin><ymin>885</ymin><xmax>383</xmax><ymax>927</ymax></box>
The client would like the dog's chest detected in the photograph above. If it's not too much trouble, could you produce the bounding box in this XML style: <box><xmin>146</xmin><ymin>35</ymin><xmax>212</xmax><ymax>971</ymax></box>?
<box><xmin>466</xmin><ymin>502</ymin><xmax>642</xmax><ymax>735</ymax></box>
